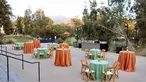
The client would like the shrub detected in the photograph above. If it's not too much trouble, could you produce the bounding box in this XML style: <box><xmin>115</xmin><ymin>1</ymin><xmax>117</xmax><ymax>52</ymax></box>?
<box><xmin>57</xmin><ymin>38</ymin><xmax>63</xmax><ymax>44</ymax></box>
<box><xmin>6</xmin><ymin>39</ymin><xmax>14</xmax><ymax>44</ymax></box>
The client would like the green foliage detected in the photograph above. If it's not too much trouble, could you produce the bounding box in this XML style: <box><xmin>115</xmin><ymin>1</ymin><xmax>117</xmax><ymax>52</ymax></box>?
<box><xmin>132</xmin><ymin>0</ymin><xmax>146</xmax><ymax>39</ymax></box>
<box><xmin>24</xmin><ymin>8</ymin><xmax>32</xmax><ymax>35</ymax></box>
<box><xmin>82</xmin><ymin>0</ymin><xmax>132</xmax><ymax>42</ymax></box>
<box><xmin>56</xmin><ymin>37</ymin><xmax>63</xmax><ymax>44</ymax></box>
<box><xmin>4</xmin><ymin>35</ymin><xmax>33</xmax><ymax>42</ymax></box>
<box><xmin>23</xmin><ymin>8</ymin><xmax>55</xmax><ymax>38</ymax></box>
<box><xmin>0</xmin><ymin>0</ymin><xmax>13</xmax><ymax>34</ymax></box>
<box><xmin>52</xmin><ymin>23</ymin><xmax>73</xmax><ymax>39</ymax></box>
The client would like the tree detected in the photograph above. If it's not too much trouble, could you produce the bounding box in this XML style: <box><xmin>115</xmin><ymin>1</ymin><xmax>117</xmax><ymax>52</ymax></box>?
<box><xmin>0</xmin><ymin>0</ymin><xmax>13</xmax><ymax>34</ymax></box>
<box><xmin>132</xmin><ymin>0</ymin><xmax>146</xmax><ymax>49</ymax></box>
<box><xmin>52</xmin><ymin>23</ymin><xmax>73</xmax><ymax>40</ymax></box>
<box><xmin>24</xmin><ymin>8</ymin><xmax>32</xmax><ymax>35</ymax></box>
<box><xmin>16</xmin><ymin>16</ymin><xmax>23</xmax><ymax>34</ymax></box>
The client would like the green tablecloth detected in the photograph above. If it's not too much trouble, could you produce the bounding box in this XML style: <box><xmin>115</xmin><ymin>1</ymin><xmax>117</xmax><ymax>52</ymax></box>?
<box><xmin>37</xmin><ymin>48</ymin><xmax>48</xmax><ymax>57</ymax></box>
<box><xmin>16</xmin><ymin>42</ymin><xmax>24</xmax><ymax>49</ymax></box>
<box><xmin>89</xmin><ymin>60</ymin><xmax>108</xmax><ymax>80</ymax></box>
<box><xmin>90</xmin><ymin>49</ymin><xmax>101</xmax><ymax>59</ymax></box>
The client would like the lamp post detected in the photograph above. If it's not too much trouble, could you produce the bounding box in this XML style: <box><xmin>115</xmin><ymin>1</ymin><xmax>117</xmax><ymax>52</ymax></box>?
<box><xmin>125</xmin><ymin>23</ymin><xmax>128</xmax><ymax>50</ymax></box>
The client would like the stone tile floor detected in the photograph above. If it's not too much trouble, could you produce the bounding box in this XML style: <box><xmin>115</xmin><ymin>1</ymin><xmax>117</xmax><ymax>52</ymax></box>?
<box><xmin>0</xmin><ymin>43</ymin><xmax>146</xmax><ymax>82</ymax></box>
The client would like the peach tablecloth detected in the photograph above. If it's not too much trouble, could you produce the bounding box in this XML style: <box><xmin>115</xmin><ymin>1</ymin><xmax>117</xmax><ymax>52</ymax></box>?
<box><xmin>118</xmin><ymin>51</ymin><xmax>136</xmax><ymax>72</ymax></box>
<box><xmin>24</xmin><ymin>42</ymin><xmax>34</xmax><ymax>54</ymax></box>
<box><xmin>54</xmin><ymin>48</ymin><xmax>72</xmax><ymax>66</ymax></box>
<box><xmin>33</xmin><ymin>40</ymin><xmax>40</xmax><ymax>48</ymax></box>
<box><xmin>59</xmin><ymin>44</ymin><xmax>69</xmax><ymax>48</ymax></box>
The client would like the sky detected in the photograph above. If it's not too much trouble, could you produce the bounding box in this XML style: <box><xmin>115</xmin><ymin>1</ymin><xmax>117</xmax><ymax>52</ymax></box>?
<box><xmin>7</xmin><ymin>0</ymin><xmax>108</xmax><ymax>18</ymax></box>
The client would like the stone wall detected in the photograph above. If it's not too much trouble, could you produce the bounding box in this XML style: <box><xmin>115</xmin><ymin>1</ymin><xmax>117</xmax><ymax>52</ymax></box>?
<box><xmin>81</xmin><ymin>42</ymin><xmax>100</xmax><ymax>51</ymax></box>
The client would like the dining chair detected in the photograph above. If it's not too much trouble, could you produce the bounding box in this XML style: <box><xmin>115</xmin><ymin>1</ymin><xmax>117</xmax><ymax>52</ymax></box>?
<box><xmin>101</xmin><ymin>66</ymin><xmax>115</xmax><ymax>82</ymax></box>
<box><xmin>85</xmin><ymin>49</ymin><xmax>89</xmax><ymax>58</ymax></box>
<box><xmin>100</xmin><ymin>49</ymin><xmax>106</xmax><ymax>59</ymax></box>
<box><xmin>80</xmin><ymin>58</ymin><xmax>89</xmax><ymax>74</ymax></box>
<box><xmin>113</xmin><ymin>61</ymin><xmax>120</xmax><ymax>78</ymax></box>
<box><xmin>87</xmin><ymin>50</ymin><xmax>94</xmax><ymax>60</ymax></box>
<box><xmin>82</xmin><ymin>64</ymin><xmax>95</xmax><ymax>82</ymax></box>
<box><xmin>32</xmin><ymin>48</ymin><xmax>38</xmax><ymax>58</ymax></box>
<box><xmin>48</xmin><ymin>44</ymin><xmax>51</xmax><ymax>50</ymax></box>
<box><xmin>48</xmin><ymin>48</ymin><xmax>54</xmax><ymax>59</ymax></box>
<box><xmin>12</xmin><ymin>41</ymin><xmax>16</xmax><ymax>50</ymax></box>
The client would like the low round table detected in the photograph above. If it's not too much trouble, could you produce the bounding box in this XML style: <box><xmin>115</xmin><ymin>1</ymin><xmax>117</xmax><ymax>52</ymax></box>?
<box><xmin>54</xmin><ymin>48</ymin><xmax>72</xmax><ymax>67</ymax></box>
<box><xmin>90</xmin><ymin>49</ymin><xmax>101</xmax><ymax>59</ymax></box>
<box><xmin>16</xmin><ymin>42</ymin><xmax>24</xmax><ymax>50</ymax></box>
<box><xmin>118</xmin><ymin>51</ymin><xmax>136</xmax><ymax>72</ymax></box>
<box><xmin>90</xmin><ymin>60</ymin><xmax>108</xmax><ymax>81</ymax></box>
<box><xmin>37</xmin><ymin>48</ymin><xmax>48</xmax><ymax>57</ymax></box>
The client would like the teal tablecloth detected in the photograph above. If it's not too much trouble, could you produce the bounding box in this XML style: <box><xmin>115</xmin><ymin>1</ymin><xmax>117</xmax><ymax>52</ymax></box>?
<box><xmin>90</xmin><ymin>49</ymin><xmax>101</xmax><ymax>59</ymax></box>
<box><xmin>89</xmin><ymin>60</ymin><xmax>108</xmax><ymax>80</ymax></box>
<box><xmin>37</xmin><ymin>48</ymin><xmax>48</xmax><ymax>57</ymax></box>
<box><xmin>16</xmin><ymin>42</ymin><xmax>24</xmax><ymax>49</ymax></box>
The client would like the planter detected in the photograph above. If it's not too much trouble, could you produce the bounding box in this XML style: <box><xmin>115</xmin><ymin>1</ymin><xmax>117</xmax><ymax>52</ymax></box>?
<box><xmin>78</xmin><ymin>43</ymin><xmax>82</xmax><ymax>48</ymax></box>
<box><xmin>116</xmin><ymin>47</ymin><xmax>122</xmax><ymax>53</ymax></box>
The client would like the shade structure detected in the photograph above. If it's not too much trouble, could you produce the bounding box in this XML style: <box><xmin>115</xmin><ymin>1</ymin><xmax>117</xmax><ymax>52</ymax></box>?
<box><xmin>63</xmin><ymin>31</ymin><xmax>70</xmax><ymax>35</ymax></box>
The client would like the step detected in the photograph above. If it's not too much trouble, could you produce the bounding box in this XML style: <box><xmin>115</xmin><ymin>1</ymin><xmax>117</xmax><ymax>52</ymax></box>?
<box><xmin>0</xmin><ymin>64</ymin><xmax>22</xmax><ymax>82</ymax></box>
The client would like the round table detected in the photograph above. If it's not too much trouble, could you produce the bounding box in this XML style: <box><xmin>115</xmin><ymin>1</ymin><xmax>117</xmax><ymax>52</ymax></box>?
<box><xmin>90</xmin><ymin>60</ymin><xmax>108</xmax><ymax>80</ymax></box>
<box><xmin>118</xmin><ymin>51</ymin><xmax>136</xmax><ymax>72</ymax></box>
<box><xmin>24</xmin><ymin>42</ymin><xmax>34</xmax><ymax>54</ymax></box>
<box><xmin>90</xmin><ymin>49</ymin><xmax>101</xmax><ymax>59</ymax></box>
<box><xmin>33</xmin><ymin>40</ymin><xmax>40</xmax><ymax>48</ymax></box>
<box><xmin>54</xmin><ymin>48</ymin><xmax>72</xmax><ymax>67</ymax></box>
<box><xmin>37</xmin><ymin>48</ymin><xmax>48</xmax><ymax>57</ymax></box>
<box><xmin>16</xmin><ymin>42</ymin><xmax>24</xmax><ymax>50</ymax></box>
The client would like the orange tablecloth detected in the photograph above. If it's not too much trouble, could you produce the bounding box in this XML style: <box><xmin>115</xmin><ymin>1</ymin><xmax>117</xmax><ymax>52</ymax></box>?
<box><xmin>24</xmin><ymin>42</ymin><xmax>34</xmax><ymax>54</ymax></box>
<box><xmin>54</xmin><ymin>48</ymin><xmax>72</xmax><ymax>66</ymax></box>
<box><xmin>33</xmin><ymin>40</ymin><xmax>40</xmax><ymax>48</ymax></box>
<box><xmin>59</xmin><ymin>44</ymin><xmax>69</xmax><ymax>48</ymax></box>
<box><xmin>118</xmin><ymin>51</ymin><xmax>136</xmax><ymax>72</ymax></box>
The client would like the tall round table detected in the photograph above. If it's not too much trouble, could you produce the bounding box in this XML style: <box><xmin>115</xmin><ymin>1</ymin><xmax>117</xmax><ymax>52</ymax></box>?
<box><xmin>59</xmin><ymin>44</ymin><xmax>69</xmax><ymax>48</ymax></box>
<box><xmin>90</xmin><ymin>60</ymin><xmax>108</xmax><ymax>80</ymax></box>
<box><xmin>24</xmin><ymin>42</ymin><xmax>34</xmax><ymax>54</ymax></box>
<box><xmin>54</xmin><ymin>48</ymin><xmax>72</xmax><ymax>67</ymax></box>
<box><xmin>33</xmin><ymin>40</ymin><xmax>40</xmax><ymax>48</ymax></box>
<box><xmin>118</xmin><ymin>51</ymin><xmax>136</xmax><ymax>72</ymax></box>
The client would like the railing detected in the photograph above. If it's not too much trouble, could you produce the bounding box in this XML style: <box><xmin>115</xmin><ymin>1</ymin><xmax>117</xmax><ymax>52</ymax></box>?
<box><xmin>0</xmin><ymin>44</ymin><xmax>41</xmax><ymax>82</ymax></box>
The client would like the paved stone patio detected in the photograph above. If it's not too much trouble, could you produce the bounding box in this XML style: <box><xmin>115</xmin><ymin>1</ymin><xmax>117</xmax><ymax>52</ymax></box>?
<box><xmin>0</xmin><ymin>43</ymin><xmax>146</xmax><ymax>82</ymax></box>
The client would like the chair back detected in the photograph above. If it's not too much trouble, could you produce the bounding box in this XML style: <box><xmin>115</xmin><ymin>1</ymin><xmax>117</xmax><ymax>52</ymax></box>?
<box><xmin>100</xmin><ymin>49</ymin><xmax>105</xmax><ymax>57</ymax></box>
<box><xmin>113</xmin><ymin>61</ymin><xmax>120</xmax><ymax>70</ymax></box>
<box><xmin>48</xmin><ymin>44</ymin><xmax>51</xmax><ymax>50</ymax></box>
<box><xmin>80</xmin><ymin>58</ymin><xmax>88</xmax><ymax>65</ymax></box>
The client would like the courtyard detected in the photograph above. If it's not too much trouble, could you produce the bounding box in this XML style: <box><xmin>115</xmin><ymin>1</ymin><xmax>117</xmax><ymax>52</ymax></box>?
<box><xmin>0</xmin><ymin>44</ymin><xmax>146</xmax><ymax>82</ymax></box>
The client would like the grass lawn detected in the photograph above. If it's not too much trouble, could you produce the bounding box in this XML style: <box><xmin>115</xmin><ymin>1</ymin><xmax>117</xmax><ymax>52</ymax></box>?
<box><xmin>2</xmin><ymin>35</ymin><xmax>34</xmax><ymax>43</ymax></box>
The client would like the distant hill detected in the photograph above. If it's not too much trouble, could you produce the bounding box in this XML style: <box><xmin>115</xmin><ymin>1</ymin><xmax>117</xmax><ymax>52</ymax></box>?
<box><xmin>50</xmin><ymin>15</ymin><xmax>70</xmax><ymax>24</ymax></box>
